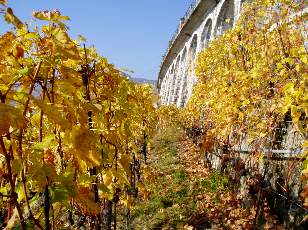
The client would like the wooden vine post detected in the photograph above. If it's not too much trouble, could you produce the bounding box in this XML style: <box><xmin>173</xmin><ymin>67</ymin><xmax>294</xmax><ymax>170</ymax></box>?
<box><xmin>81</xmin><ymin>44</ymin><xmax>101</xmax><ymax>229</ymax></box>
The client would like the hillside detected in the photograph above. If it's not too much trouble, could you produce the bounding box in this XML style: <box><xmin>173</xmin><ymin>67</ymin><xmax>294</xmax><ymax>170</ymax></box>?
<box><xmin>132</xmin><ymin>77</ymin><xmax>157</xmax><ymax>85</ymax></box>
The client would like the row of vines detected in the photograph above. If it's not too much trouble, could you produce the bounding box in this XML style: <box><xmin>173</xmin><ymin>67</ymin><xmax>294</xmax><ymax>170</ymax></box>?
<box><xmin>0</xmin><ymin>1</ymin><xmax>157</xmax><ymax>229</ymax></box>
<box><xmin>183</xmin><ymin>0</ymin><xmax>307</xmax><ymax>213</ymax></box>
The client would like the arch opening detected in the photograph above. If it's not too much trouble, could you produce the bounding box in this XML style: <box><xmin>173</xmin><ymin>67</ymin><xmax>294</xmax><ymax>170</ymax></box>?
<box><xmin>166</xmin><ymin>64</ymin><xmax>175</xmax><ymax>104</ymax></box>
<box><xmin>172</xmin><ymin>55</ymin><xmax>181</xmax><ymax>104</ymax></box>
<box><xmin>189</xmin><ymin>34</ymin><xmax>198</xmax><ymax>62</ymax></box>
<box><xmin>178</xmin><ymin>48</ymin><xmax>187</xmax><ymax>107</ymax></box>
<box><xmin>201</xmin><ymin>19</ymin><xmax>212</xmax><ymax>49</ymax></box>
<box><xmin>215</xmin><ymin>0</ymin><xmax>235</xmax><ymax>36</ymax></box>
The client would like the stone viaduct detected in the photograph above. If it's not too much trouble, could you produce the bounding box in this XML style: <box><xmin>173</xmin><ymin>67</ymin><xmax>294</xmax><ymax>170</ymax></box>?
<box><xmin>157</xmin><ymin>0</ymin><xmax>243</xmax><ymax>107</ymax></box>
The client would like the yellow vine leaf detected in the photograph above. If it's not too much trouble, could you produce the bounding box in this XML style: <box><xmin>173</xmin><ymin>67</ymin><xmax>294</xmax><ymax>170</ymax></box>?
<box><xmin>71</xmin><ymin>125</ymin><xmax>100</xmax><ymax>166</ymax></box>
<box><xmin>32</xmin><ymin>10</ymin><xmax>70</xmax><ymax>21</ymax></box>
<box><xmin>0</xmin><ymin>103</ymin><xmax>25</xmax><ymax>135</ymax></box>
<box><xmin>4</xmin><ymin>8</ymin><xmax>24</xmax><ymax>29</ymax></box>
<box><xmin>0</xmin><ymin>0</ymin><xmax>7</xmax><ymax>6</ymax></box>
<box><xmin>52</xmin><ymin>27</ymin><xmax>70</xmax><ymax>44</ymax></box>
<box><xmin>103</xmin><ymin>171</ymin><xmax>113</xmax><ymax>187</ymax></box>
<box><xmin>119</xmin><ymin>154</ymin><xmax>131</xmax><ymax>175</ymax></box>
<box><xmin>74</xmin><ymin>187</ymin><xmax>100</xmax><ymax>215</ymax></box>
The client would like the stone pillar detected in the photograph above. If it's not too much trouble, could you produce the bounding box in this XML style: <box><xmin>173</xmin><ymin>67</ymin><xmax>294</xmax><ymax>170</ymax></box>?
<box><xmin>177</xmin><ymin>58</ymin><xmax>187</xmax><ymax>107</ymax></box>
<box><xmin>169</xmin><ymin>75</ymin><xmax>177</xmax><ymax>105</ymax></box>
<box><xmin>176</xmin><ymin>68</ymin><xmax>184</xmax><ymax>107</ymax></box>
<box><xmin>171</xmin><ymin>74</ymin><xmax>179</xmax><ymax>104</ymax></box>
<box><xmin>160</xmin><ymin>77</ymin><xmax>167</xmax><ymax>104</ymax></box>
<box><xmin>164</xmin><ymin>75</ymin><xmax>169</xmax><ymax>105</ymax></box>
<box><xmin>164</xmin><ymin>74</ymin><xmax>169</xmax><ymax>105</ymax></box>
<box><xmin>166</xmin><ymin>73</ymin><xmax>173</xmax><ymax>105</ymax></box>
<box><xmin>235</xmin><ymin>0</ymin><xmax>243</xmax><ymax>21</ymax></box>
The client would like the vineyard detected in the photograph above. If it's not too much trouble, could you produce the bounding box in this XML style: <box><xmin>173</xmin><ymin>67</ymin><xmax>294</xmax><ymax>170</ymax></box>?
<box><xmin>0</xmin><ymin>0</ymin><xmax>308</xmax><ymax>229</ymax></box>
<box><xmin>0</xmin><ymin>1</ymin><xmax>157</xmax><ymax>229</ymax></box>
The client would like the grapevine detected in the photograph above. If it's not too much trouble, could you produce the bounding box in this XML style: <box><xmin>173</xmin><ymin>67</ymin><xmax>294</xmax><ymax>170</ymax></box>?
<box><xmin>186</xmin><ymin>0</ymin><xmax>307</xmax><ymax>208</ymax></box>
<box><xmin>0</xmin><ymin>1</ymin><xmax>156</xmax><ymax>229</ymax></box>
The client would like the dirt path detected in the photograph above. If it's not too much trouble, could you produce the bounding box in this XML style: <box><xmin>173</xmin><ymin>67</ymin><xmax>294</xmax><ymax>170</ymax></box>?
<box><xmin>177</xmin><ymin>138</ymin><xmax>209</xmax><ymax>179</ymax></box>
<box><xmin>130</xmin><ymin>126</ymin><xmax>284</xmax><ymax>229</ymax></box>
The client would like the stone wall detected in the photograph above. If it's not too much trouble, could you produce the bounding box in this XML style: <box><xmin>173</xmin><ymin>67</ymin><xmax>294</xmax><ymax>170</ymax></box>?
<box><xmin>190</xmin><ymin>123</ymin><xmax>308</xmax><ymax>228</ymax></box>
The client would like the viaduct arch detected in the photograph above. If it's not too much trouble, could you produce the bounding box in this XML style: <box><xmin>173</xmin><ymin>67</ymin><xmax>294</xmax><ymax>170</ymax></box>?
<box><xmin>157</xmin><ymin>0</ymin><xmax>243</xmax><ymax>107</ymax></box>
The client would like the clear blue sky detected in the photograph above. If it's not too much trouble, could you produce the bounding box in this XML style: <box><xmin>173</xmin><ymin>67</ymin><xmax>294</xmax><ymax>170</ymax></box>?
<box><xmin>0</xmin><ymin>0</ymin><xmax>194</xmax><ymax>80</ymax></box>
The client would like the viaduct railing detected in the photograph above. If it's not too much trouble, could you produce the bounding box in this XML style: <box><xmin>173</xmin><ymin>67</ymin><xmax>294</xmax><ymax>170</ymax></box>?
<box><xmin>160</xmin><ymin>0</ymin><xmax>201</xmax><ymax>68</ymax></box>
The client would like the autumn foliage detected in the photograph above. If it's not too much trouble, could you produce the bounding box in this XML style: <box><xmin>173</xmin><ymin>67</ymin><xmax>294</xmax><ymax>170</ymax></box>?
<box><xmin>0</xmin><ymin>1</ymin><xmax>156</xmax><ymax>229</ymax></box>
<box><xmin>186</xmin><ymin>0</ymin><xmax>307</xmax><ymax>207</ymax></box>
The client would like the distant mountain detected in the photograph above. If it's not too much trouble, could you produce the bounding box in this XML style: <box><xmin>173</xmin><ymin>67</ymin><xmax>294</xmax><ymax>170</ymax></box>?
<box><xmin>118</xmin><ymin>69</ymin><xmax>156</xmax><ymax>86</ymax></box>
<box><xmin>132</xmin><ymin>78</ymin><xmax>157</xmax><ymax>85</ymax></box>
